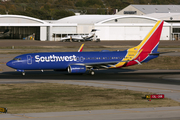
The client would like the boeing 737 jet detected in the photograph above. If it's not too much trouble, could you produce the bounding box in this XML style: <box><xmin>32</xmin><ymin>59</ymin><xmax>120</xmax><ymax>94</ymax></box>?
<box><xmin>6</xmin><ymin>20</ymin><xmax>164</xmax><ymax>75</ymax></box>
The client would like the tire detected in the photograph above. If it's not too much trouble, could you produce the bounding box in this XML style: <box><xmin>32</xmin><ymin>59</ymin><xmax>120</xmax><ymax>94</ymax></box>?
<box><xmin>68</xmin><ymin>66</ymin><xmax>71</xmax><ymax>73</ymax></box>
<box><xmin>96</xmin><ymin>39</ymin><xmax>100</xmax><ymax>42</ymax></box>
<box><xmin>22</xmin><ymin>72</ymin><xmax>25</xmax><ymax>76</ymax></box>
<box><xmin>90</xmin><ymin>71</ymin><xmax>94</xmax><ymax>75</ymax></box>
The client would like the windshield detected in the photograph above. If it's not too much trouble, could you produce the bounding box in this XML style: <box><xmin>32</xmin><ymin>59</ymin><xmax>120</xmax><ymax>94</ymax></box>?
<box><xmin>13</xmin><ymin>58</ymin><xmax>21</xmax><ymax>61</ymax></box>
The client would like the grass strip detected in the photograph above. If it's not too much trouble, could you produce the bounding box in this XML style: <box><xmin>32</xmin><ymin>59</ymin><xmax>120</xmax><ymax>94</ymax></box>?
<box><xmin>0</xmin><ymin>83</ymin><xmax>179</xmax><ymax>114</ymax></box>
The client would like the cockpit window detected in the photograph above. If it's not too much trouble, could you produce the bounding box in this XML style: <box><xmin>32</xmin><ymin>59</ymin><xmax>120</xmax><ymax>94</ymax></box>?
<box><xmin>13</xmin><ymin>58</ymin><xmax>21</xmax><ymax>61</ymax></box>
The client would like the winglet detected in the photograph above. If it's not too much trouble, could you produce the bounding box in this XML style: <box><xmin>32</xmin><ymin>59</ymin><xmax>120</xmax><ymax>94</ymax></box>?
<box><xmin>78</xmin><ymin>44</ymin><xmax>84</xmax><ymax>52</ymax></box>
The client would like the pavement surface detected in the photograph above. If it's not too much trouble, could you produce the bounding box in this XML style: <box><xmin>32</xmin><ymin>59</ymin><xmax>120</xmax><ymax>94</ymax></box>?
<box><xmin>0</xmin><ymin>40</ymin><xmax>180</xmax><ymax>47</ymax></box>
<box><xmin>0</xmin><ymin>40</ymin><xmax>180</xmax><ymax>120</ymax></box>
<box><xmin>0</xmin><ymin>69</ymin><xmax>180</xmax><ymax>120</ymax></box>
<box><xmin>1</xmin><ymin>106</ymin><xmax>180</xmax><ymax>120</ymax></box>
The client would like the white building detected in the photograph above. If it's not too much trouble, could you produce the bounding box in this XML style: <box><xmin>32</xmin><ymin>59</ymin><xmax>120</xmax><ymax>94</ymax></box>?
<box><xmin>51</xmin><ymin>15</ymin><xmax>170</xmax><ymax>41</ymax></box>
<box><xmin>0</xmin><ymin>14</ymin><xmax>178</xmax><ymax>41</ymax></box>
<box><xmin>114</xmin><ymin>5</ymin><xmax>180</xmax><ymax>40</ymax></box>
<box><xmin>116</xmin><ymin>5</ymin><xmax>180</xmax><ymax>15</ymax></box>
<box><xmin>0</xmin><ymin>15</ymin><xmax>49</xmax><ymax>41</ymax></box>
<box><xmin>0</xmin><ymin>15</ymin><xmax>76</xmax><ymax>41</ymax></box>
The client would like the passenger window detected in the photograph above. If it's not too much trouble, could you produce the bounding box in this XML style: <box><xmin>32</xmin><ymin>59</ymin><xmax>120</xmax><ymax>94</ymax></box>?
<box><xmin>76</xmin><ymin>57</ymin><xmax>79</xmax><ymax>61</ymax></box>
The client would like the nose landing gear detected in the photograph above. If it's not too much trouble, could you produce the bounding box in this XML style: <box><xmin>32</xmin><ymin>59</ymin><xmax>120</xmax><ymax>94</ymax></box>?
<box><xmin>16</xmin><ymin>69</ymin><xmax>25</xmax><ymax>76</ymax></box>
<box><xmin>22</xmin><ymin>72</ymin><xmax>25</xmax><ymax>76</ymax></box>
<box><xmin>89</xmin><ymin>70</ymin><xmax>94</xmax><ymax>75</ymax></box>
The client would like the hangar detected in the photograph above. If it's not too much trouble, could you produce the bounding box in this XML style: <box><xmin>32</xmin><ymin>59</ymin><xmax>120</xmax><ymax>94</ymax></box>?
<box><xmin>146</xmin><ymin>13</ymin><xmax>180</xmax><ymax>41</ymax></box>
<box><xmin>116</xmin><ymin>5</ymin><xmax>180</xmax><ymax>15</ymax></box>
<box><xmin>0</xmin><ymin>15</ymin><xmax>78</xmax><ymax>41</ymax></box>
<box><xmin>52</xmin><ymin>15</ymin><xmax>170</xmax><ymax>41</ymax></box>
<box><xmin>0</xmin><ymin>14</ymin><xmax>174</xmax><ymax>41</ymax></box>
<box><xmin>0</xmin><ymin>15</ymin><xmax>49</xmax><ymax>41</ymax></box>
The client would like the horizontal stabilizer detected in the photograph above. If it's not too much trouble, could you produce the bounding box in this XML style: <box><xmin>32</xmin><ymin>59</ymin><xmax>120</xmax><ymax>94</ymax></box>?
<box><xmin>149</xmin><ymin>51</ymin><xmax>176</xmax><ymax>55</ymax></box>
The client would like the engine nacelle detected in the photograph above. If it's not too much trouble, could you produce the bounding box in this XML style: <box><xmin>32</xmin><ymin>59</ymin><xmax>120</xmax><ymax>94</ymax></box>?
<box><xmin>68</xmin><ymin>65</ymin><xmax>86</xmax><ymax>73</ymax></box>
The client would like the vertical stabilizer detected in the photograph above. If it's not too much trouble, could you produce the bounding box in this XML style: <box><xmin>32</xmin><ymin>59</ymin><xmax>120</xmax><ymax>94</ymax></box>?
<box><xmin>114</xmin><ymin>20</ymin><xmax>164</xmax><ymax>68</ymax></box>
<box><xmin>131</xmin><ymin>20</ymin><xmax>164</xmax><ymax>53</ymax></box>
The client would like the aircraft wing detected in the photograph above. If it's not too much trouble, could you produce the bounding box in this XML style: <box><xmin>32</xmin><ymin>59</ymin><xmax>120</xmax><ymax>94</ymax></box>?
<box><xmin>71</xmin><ymin>37</ymin><xmax>83</xmax><ymax>40</ymax></box>
<box><xmin>61</xmin><ymin>36</ymin><xmax>71</xmax><ymax>40</ymax></box>
<box><xmin>71</xmin><ymin>60</ymin><xmax>128</xmax><ymax>69</ymax></box>
<box><xmin>67</xmin><ymin>35</ymin><xmax>83</xmax><ymax>40</ymax></box>
<box><xmin>82</xmin><ymin>33</ymin><xmax>95</xmax><ymax>39</ymax></box>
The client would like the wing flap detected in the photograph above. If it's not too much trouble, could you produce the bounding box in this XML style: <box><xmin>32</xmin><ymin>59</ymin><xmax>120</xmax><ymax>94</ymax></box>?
<box><xmin>70</xmin><ymin>60</ymin><xmax>129</xmax><ymax>69</ymax></box>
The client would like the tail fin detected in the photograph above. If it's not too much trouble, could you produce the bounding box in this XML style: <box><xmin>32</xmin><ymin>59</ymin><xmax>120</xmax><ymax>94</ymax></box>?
<box><xmin>114</xmin><ymin>20</ymin><xmax>164</xmax><ymax>68</ymax></box>
<box><xmin>130</xmin><ymin>20</ymin><xmax>164</xmax><ymax>53</ymax></box>
<box><xmin>126</xmin><ymin>20</ymin><xmax>164</xmax><ymax>64</ymax></box>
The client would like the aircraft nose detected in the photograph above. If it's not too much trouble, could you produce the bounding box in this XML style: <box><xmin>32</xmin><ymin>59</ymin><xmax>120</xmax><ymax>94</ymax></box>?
<box><xmin>6</xmin><ymin>61</ymin><xmax>14</xmax><ymax>68</ymax></box>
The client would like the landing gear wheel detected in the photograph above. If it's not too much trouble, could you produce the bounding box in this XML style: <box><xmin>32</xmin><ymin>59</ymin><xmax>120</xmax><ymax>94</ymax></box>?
<box><xmin>96</xmin><ymin>39</ymin><xmax>100</xmax><ymax>42</ymax></box>
<box><xmin>22</xmin><ymin>72</ymin><xmax>25</xmax><ymax>76</ymax></box>
<box><xmin>90</xmin><ymin>71</ymin><xmax>94</xmax><ymax>75</ymax></box>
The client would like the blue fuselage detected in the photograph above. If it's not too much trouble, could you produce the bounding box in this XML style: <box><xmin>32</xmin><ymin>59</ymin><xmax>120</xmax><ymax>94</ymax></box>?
<box><xmin>7</xmin><ymin>51</ymin><xmax>128</xmax><ymax>71</ymax></box>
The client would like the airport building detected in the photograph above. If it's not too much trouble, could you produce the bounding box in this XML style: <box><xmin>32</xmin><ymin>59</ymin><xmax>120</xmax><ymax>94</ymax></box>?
<box><xmin>0</xmin><ymin>15</ymin><xmax>77</xmax><ymax>41</ymax></box>
<box><xmin>1</xmin><ymin>5</ymin><xmax>180</xmax><ymax>41</ymax></box>
<box><xmin>116</xmin><ymin>5</ymin><xmax>180</xmax><ymax>15</ymax></box>
<box><xmin>0</xmin><ymin>15</ymin><xmax>48</xmax><ymax>40</ymax></box>
<box><xmin>51</xmin><ymin>15</ymin><xmax>171</xmax><ymax>41</ymax></box>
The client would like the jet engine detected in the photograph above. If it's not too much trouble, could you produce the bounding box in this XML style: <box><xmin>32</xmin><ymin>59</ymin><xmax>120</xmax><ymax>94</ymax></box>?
<box><xmin>68</xmin><ymin>65</ymin><xmax>86</xmax><ymax>73</ymax></box>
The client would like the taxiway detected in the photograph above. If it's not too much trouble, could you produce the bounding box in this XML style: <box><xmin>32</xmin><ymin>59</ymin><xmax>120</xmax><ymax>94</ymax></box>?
<box><xmin>0</xmin><ymin>69</ymin><xmax>180</xmax><ymax>120</ymax></box>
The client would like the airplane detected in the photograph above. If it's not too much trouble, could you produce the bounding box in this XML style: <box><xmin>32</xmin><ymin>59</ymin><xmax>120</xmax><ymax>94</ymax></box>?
<box><xmin>61</xmin><ymin>29</ymin><xmax>100</xmax><ymax>42</ymax></box>
<box><xmin>6</xmin><ymin>20</ymin><xmax>164</xmax><ymax>75</ymax></box>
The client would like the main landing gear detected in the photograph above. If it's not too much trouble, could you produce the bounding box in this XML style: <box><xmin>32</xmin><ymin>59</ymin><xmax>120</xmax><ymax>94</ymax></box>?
<box><xmin>89</xmin><ymin>70</ymin><xmax>94</xmax><ymax>75</ymax></box>
<box><xmin>21</xmin><ymin>69</ymin><xmax>44</xmax><ymax>76</ymax></box>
